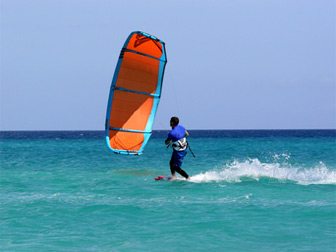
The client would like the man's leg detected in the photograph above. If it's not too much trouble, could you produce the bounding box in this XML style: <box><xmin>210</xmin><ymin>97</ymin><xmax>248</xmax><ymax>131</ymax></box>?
<box><xmin>174</xmin><ymin>166</ymin><xmax>190</xmax><ymax>179</ymax></box>
<box><xmin>170</xmin><ymin>159</ymin><xmax>176</xmax><ymax>178</ymax></box>
<box><xmin>170</xmin><ymin>159</ymin><xmax>189</xmax><ymax>179</ymax></box>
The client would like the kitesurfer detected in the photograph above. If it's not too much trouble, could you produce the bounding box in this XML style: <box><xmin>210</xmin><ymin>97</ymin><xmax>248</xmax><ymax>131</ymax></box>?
<box><xmin>165</xmin><ymin>117</ymin><xmax>190</xmax><ymax>180</ymax></box>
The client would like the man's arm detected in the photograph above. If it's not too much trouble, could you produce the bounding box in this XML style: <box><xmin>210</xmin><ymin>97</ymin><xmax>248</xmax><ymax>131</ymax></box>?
<box><xmin>165</xmin><ymin>132</ymin><xmax>172</xmax><ymax>145</ymax></box>
<box><xmin>185</xmin><ymin>130</ymin><xmax>189</xmax><ymax>137</ymax></box>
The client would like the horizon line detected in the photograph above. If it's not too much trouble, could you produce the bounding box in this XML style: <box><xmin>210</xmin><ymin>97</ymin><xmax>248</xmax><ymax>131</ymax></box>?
<box><xmin>1</xmin><ymin>129</ymin><xmax>336</xmax><ymax>132</ymax></box>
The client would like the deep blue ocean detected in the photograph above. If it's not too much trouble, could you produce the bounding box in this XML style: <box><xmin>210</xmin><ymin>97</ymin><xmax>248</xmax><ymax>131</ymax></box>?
<box><xmin>1</xmin><ymin>130</ymin><xmax>335</xmax><ymax>251</ymax></box>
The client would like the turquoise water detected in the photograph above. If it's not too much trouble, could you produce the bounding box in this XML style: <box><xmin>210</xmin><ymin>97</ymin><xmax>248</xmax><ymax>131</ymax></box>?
<box><xmin>1</xmin><ymin>131</ymin><xmax>336</xmax><ymax>251</ymax></box>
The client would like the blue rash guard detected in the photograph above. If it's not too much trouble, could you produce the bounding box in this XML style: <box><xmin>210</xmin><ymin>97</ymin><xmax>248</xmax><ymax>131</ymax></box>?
<box><xmin>166</xmin><ymin>125</ymin><xmax>187</xmax><ymax>167</ymax></box>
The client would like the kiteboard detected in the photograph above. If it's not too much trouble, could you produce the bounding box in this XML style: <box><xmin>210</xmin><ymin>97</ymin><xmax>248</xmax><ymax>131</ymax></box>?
<box><xmin>154</xmin><ymin>176</ymin><xmax>186</xmax><ymax>181</ymax></box>
<box><xmin>155</xmin><ymin>176</ymin><xmax>171</xmax><ymax>181</ymax></box>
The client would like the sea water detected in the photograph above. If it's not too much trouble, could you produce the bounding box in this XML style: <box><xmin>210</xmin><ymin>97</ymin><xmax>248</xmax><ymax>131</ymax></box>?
<box><xmin>1</xmin><ymin>130</ymin><xmax>335</xmax><ymax>252</ymax></box>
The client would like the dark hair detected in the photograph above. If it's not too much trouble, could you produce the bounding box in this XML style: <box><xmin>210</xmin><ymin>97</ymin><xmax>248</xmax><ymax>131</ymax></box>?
<box><xmin>170</xmin><ymin>116</ymin><xmax>179</xmax><ymax>126</ymax></box>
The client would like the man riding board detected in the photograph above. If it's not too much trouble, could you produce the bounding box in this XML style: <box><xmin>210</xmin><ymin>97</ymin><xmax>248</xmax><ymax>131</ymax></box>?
<box><xmin>165</xmin><ymin>117</ymin><xmax>190</xmax><ymax>180</ymax></box>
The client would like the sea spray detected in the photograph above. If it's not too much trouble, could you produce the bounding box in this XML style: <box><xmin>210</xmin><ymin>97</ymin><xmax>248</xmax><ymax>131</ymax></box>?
<box><xmin>191</xmin><ymin>158</ymin><xmax>336</xmax><ymax>185</ymax></box>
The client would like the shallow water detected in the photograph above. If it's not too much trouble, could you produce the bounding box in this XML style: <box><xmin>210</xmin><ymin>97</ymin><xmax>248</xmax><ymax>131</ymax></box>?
<box><xmin>1</xmin><ymin>130</ymin><xmax>335</xmax><ymax>251</ymax></box>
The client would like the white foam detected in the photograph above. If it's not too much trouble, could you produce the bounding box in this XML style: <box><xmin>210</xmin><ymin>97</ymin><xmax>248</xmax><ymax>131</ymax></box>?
<box><xmin>190</xmin><ymin>159</ymin><xmax>336</xmax><ymax>185</ymax></box>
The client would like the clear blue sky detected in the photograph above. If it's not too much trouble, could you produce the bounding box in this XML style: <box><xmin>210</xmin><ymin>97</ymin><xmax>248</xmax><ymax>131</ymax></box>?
<box><xmin>1</xmin><ymin>0</ymin><xmax>335</xmax><ymax>130</ymax></box>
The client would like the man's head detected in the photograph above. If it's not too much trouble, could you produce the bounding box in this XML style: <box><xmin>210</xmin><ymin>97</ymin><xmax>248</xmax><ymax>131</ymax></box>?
<box><xmin>170</xmin><ymin>117</ymin><xmax>179</xmax><ymax>128</ymax></box>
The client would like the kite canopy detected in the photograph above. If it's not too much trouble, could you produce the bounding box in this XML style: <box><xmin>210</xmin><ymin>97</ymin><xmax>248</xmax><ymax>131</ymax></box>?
<box><xmin>105</xmin><ymin>31</ymin><xmax>167</xmax><ymax>155</ymax></box>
